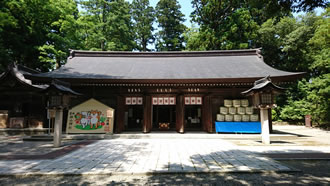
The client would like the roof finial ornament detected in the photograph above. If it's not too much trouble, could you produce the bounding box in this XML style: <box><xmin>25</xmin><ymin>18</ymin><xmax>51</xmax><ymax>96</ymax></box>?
<box><xmin>254</xmin><ymin>75</ymin><xmax>271</xmax><ymax>86</ymax></box>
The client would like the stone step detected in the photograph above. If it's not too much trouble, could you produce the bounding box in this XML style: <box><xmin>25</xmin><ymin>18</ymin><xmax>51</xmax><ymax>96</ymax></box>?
<box><xmin>22</xmin><ymin>133</ymin><xmax>298</xmax><ymax>141</ymax></box>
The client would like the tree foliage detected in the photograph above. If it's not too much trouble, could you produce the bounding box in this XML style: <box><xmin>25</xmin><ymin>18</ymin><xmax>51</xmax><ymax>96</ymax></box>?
<box><xmin>155</xmin><ymin>0</ymin><xmax>186</xmax><ymax>51</ymax></box>
<box><xmin>0</xmin><ymin>0</ymin><xmax>81</xmax><ymax>71</ymax></box>
<box><xmin>131</xmin><ymin>0</ymin><xmax>155</xmax><ymax>51</ymax></box>
<box><xmin>257</xmin><ymin>14</ymin><xmax>320</xmax><ymax>74</ymax></box>
<box><xmin>262</xmin><ymin>10</ymin><xmax>329</xmax><ymax>125</ymax></box>
<box><xmin>38</xmin><ymin>0</ymin><xmax>82</xmax><ymax>69</ymax></box>
<box><xmin>188</xmin><ymin>0</ymin><xmax>328</xmax><ymax>51</ymax></box>
<box><xmin>79</xmin><ymin>0</ymin><xmax>135</xmax><ymax>51</ymax></box>
<box><xmin>187</xmin><ymin>7</ymin><xmax>259</xmax><ymax>50</ymax></box>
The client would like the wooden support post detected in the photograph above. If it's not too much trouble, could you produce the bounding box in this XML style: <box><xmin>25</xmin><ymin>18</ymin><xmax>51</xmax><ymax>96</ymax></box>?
<box><xmin>116</xmin><ymin>96</ymin><xmax>125</xmax><ymax>133</ymax></box>
<box><xmin>53</xmin><ymin>109</ymin><xmax>63</xmax><ymax>148</ymax></box>
<box><xmin>260</xmin><ymin>108</ymin><xmax>270</xmax><ymax>145</ymax></box>
<box><xmin>176</xmin><ymin>94</ymin><xmax>184</xmax><ymax>133</ymax></box>
<box><xmin>143</xmin><ymin>95</ymin><xmax>152</xmax><ymax>133</ymax></box>
<box><xmin>202</xmin><ymin>96</ymin><xmax>212</xmax><ymax>133</ymax></box>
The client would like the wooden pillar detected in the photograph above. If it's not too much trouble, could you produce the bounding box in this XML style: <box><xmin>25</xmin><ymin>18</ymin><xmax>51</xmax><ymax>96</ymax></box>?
<box><xmin>202</xmin><ymin>95</ymin><xmax>212</xmax><ymax>133</ymax></box>
<box><xmin>143</xmin><ymin>95</ymin><xmax>152</xmax><ymax>133</ymax></box>
<box><xmin>268</xmin><ymin>108</ymin><xmax>273</xmax><ymax>133</ymax></box>
<box><xmin>176</xmin><ymin>94</ymin><xmax>184</xmax><ymax>133</ymax></box>
<box><xmin>116</xmin><ymin>96</ymin><xmax>125</xmax><ymax>133</ymax></box>
<box><xmin>260</xmin><ymin>108</ymin><xmax>270</xmax><ymax>145</ymax></box>
<box><xmin>53</xmin><ymin>109</ymin><xmax>63</xmax><ymax>147</ymax></box>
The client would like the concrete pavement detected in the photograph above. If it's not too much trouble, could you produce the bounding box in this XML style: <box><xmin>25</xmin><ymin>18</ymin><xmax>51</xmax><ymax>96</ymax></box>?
<box><xmin>0</xmin><ymin>139</ymin><xmax>294</xmax><ymax>175</ymax></box>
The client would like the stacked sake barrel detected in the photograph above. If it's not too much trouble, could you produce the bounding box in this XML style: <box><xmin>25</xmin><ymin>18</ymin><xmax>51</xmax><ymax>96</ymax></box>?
<box><xmin>216</xmin><ymin>99</ymin><xmax>259</xmax><ymax>122</ymax></box>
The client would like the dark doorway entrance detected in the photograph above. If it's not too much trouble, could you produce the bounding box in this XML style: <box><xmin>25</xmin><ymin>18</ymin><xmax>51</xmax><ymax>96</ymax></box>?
<box><xmin>153</xmin><ymin>105</ymin><xmax>176</xmax><ymax>131</ymax></box>
<box><xmin>126</xmin><ymin>105</ymin><xmax>143</xmax><ymax>131</ymax></box>
<box><xmin>185</xmin><ymin>105</ymin><xmax>202</xmax><ymax>131</ymax></box>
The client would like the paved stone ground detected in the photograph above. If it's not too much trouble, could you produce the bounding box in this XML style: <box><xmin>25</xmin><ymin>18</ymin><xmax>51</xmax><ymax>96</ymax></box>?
<box><xmin>0</xmin><ymin>139</ymin><xmax>292</xmax><ymax>175</ymax></box>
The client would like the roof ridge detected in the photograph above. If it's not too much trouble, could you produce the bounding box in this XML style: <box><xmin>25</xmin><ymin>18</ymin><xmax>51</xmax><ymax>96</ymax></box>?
<box><xmin>69</xmin><ymin>49</ymin><xmax>261</xmax><ymax>58</ymax></box>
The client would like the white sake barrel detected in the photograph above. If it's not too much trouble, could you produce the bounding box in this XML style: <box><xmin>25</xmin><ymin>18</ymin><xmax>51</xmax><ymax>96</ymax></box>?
<box><xmin>234</xmin><ymin>115</ymin><xmax>242</xmax><ymax>122</ymax></box>
<box><xmin>233</xmin><ymin>100</ymin><xmax>241</xmax><ymax>107</ymax></box>
<box><xmin>225</xmin><ymin>115</ymin><xmax>233</xmax><ymax>122</ymax></box>
<box><xmin>250</xmin><ymin>114</ymin><xmax>259</xmax><ymax>121</ymax></box>
<box><xmin>216</xmin><ymin>114</ymin><xmax>225</xmax><ymax>121</ymax></box>
<box><xmin>224</xmin><ymin>99</ymin><xmax>232</xmax><ymax>107</ymax></box>
<box><xmin>219</xmin><ymin>107</ymin><xmax>228</xmax><ymax>114</ymax></box>
<box><xmin>241</xmin><ymin>99</ymin><xmax>249</xmax><ymax>107</ymax></box>
<box><xmin>245</xmin><ymin>107</ymin><xmax>254</xmax><ymax>114</ymax></box>
<box><xmin>237</xmin><ymin>107</ymin><xmax>245</xmax><ymax>115</ymax></box>
<box><xmin>242</xmin><ymin>115</ymin><xmax>250</xmax><ymax>122</ymax></box>
<box><xmin>228</xmin><ymin>107</ymin><xmax>236</xmax><ymax>114</ymax></box>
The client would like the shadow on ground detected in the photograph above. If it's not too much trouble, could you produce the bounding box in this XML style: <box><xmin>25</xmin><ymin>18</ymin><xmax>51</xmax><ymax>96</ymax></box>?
<box><xmin>0</xmin><ymin>160</ymin><xmax>329</xmax><ymax>186</ymax></box>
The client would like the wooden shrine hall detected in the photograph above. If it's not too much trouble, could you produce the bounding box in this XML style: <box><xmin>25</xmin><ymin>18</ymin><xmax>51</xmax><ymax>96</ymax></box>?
<box><xmin>25</xmin><ymin>49</ymin><xmax>303</xmax><ymax>134</ymax></box>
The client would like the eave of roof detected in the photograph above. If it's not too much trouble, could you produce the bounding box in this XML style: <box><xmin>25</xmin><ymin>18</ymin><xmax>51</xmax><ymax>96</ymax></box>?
<box><xmin>42</xmin><ymin>79</ymin><xmax>81</xmax><ymax>95</ymax></box>
<box><xmin>0</xmin><ymin>63</ymin><xmax>48</xmax><ymax>90</ymax></box>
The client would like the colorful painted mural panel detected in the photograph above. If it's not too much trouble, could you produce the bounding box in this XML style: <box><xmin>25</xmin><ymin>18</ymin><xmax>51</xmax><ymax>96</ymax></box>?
<box><xmin>66</xmin><ymin>98</ymin><xmax>114</xmax><ymax>134</ymax></box>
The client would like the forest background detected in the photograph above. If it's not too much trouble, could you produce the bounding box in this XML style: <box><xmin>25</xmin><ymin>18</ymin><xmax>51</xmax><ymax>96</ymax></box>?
<box><xmin>0</xmin><ymin>0</ymin><xmax>329</xmax><ymax>127</ymax></box>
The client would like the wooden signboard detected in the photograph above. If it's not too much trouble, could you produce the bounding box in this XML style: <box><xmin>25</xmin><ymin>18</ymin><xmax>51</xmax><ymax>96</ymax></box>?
<box><xmin>66</xmin><ymin>98</ymin><xmax>115</xmax><ymax>134</ymax></box>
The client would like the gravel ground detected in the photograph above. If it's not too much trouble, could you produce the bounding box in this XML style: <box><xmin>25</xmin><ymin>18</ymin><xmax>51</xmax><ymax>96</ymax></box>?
<box><xmin>0</xmin><ymin>160</ymin><xmax>329</xmax><ymax>185</ymax></box>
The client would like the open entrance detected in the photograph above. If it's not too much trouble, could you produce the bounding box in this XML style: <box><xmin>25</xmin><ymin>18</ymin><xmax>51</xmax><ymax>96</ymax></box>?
<box><xmin>125</xmin><ymin>105</ymin><xmax>143</xmax><ymax>131</ymax></box>
<box><xmin>185</xmin><ymin>105</ymin><xmax>202</xmax><ymax>131</ymax></box>
<box><xmin>152</xmin><ymin>105</ymin><xmax>176</xmax><ymax>131</ymax></box>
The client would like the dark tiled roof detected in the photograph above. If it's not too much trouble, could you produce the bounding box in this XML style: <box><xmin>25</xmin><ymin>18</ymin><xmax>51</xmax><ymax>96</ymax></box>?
<box><xmin>31</xmin><ymin>49</ymin><xmax>304</xmax><ymax>81</ymax></box>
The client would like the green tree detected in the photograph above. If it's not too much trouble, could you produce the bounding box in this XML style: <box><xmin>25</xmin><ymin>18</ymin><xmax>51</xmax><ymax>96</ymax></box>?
<box><xmin>299</xmin><ymin>9</ymin><xmax>329</xmax><ymax>124</ymax></box>
<box><xmin>263</xmin><ymin>10</ymin><xmax>329</xmax><ymax>125</ymax></box>
<box><xmin>189</xmin><ymin>0</ymin><xmax>328</xmax><ymax>51</ymax></box>
<box><xmin>0</xmin><ymin>0</ymin><xmax>81</xmax><ymax>71</ymax></box>
<box><xmin>38</xmin><ymin>0</ymin><xmax>82</xmax><ymax>69</ymax></box>
<box><xmin>187</xmin><ymin>7</ymin><xmax>259</xmax><ymax>50</ymax></box>
<box><xmin>155</xmin><ymin>0</ymin><xmax>186</xmax><ymax>51</ymax></box>
<box><xmin>79</xmin><ymin>0</ymin><xmax>135</xmax><ymax>51</ymax></box>
<box><xmin>131</xmin><ymin>0</ymin><xmax>155</xmax><ymax>51</ymax></box>
<box><xmin>184</xmin><ymin>25</ymin><xmax>209</xmax><ymax>51</ymax></box>
<box><xmin>258</xmin><ymin>13</ymin><xmax>320</xmax><ymax>75</ymax></box>
<box><xmin>191</xmin><ymin>0</ymin><xmax>328</xmax><ymax>27</ymax></box>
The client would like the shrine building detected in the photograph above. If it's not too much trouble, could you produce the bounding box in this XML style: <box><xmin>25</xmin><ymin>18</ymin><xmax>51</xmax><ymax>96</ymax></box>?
<box><xmin>1</xmin><ymin>49</ymin><xmax>303</xmax><ymax>134</ymax></box>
